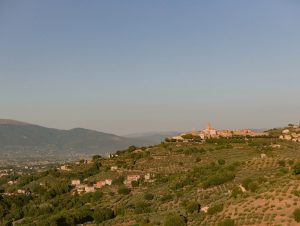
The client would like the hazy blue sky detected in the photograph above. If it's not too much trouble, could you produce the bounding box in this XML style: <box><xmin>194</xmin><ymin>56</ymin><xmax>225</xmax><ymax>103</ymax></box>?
<box><xmin>1</xmin><ymin>1</ymin><xmax>300</xmax><ymax>134</ymax></box>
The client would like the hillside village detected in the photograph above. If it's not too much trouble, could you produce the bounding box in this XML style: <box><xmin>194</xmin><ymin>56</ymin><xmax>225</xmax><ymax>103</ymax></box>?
<box><xmin>1</xmin><ymin>124</ymin><xmax>300</xmax><ymax>225</ymax></box>
<box><xmin>170</xmin><ymin>124</ymin><xmax>269</xmax><ymax>142</ymax></box>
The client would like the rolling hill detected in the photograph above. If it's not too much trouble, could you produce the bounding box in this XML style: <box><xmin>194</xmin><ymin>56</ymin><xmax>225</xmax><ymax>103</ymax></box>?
<box><xmin>0</xmin><ymin>119</ymin><xmax>161</xmax><ymax>159</ymax></box>
<box><xmin>1</xmin><ymin>124</ymin><xmax>300</xmax><ymax>225</ymax></box>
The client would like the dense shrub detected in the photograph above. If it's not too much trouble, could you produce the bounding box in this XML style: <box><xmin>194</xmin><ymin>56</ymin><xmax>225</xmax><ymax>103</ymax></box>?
<box><xmin>206</xmin><ymin>137</ymin><xmax>246</xmax><ymax>145</ymax></box>
<box><xmin>92</xmin><ymin>155</ymin><xmax>102</xmax><ymax>160</ymax></box>
<box><xmin>207</xmin><ymin>203</ymin><xmax>224</xmax><ymax>215</ymax></box>
<box><xmin>218</xmin><ymin>159</ymin><xmax>226</xmax><ymax>165</ymax></box>
<box><xmin>218</xmin><ymin>218</ymin><xmax>235</xmax><ymax>226</ymax></box>
<box><xmin>164</xmin><ymin>215</ymin><xmax>187</xmax><ymax>226</ymax></box>
<box><xmin>190</xmin><ymin>162</ymin><xmax>237</xmax><ymax>188</ymax></box>
<box><xmin>160</xmin><ymin>194</ymin><xmax>173</xmax><ymax>202</ymax></box>
<box><xmin>131</xmin><ymin>181</ymin><xmax>139</xmax><ymax>188</ymax></box>
<box><xmin>293</xmin><ymin>190</ymin><xmax>300</xmax><ymax>197</ymax></box>
<box><xmin>115</xmin><ymin>207</ymin><xmax>125</xmax><ymax>216</ymax></box>
<box><xmin>278</xmin><ymin>160</ymin><xmax>285</xmax><ymax>167</ymax></box>
<box><xmin>242</xmin><ymin>178</ymin><xmax>259</xmax><ymax>192</ymax></box>
<box><xmin>67</xmin><ymin>207</ymin><xmax>93</xmax><ymax>224</ymax></box>
<box><xmin>203</xmin><ymin>172</ymin><xmax>235</xmax><ymax>188</ymax></box>
<box><xmin>118</xmin><ymin>187</ymin><xmax>131</xmax><ymax>195</ymax></box>
<box><xmin>242</xmin><ymin>178</ymin><xmax>252</xmax><ymax>190</ymax></box>
<box><xmin>288</xmin><ymin>160</ymin><xmax>294</xmax><ymax>166</ymax></box>
<box><xmin>248</xmin><ymin>181</ymin><xmax>259</xmax><ymax>192</ymax></box>
<box><xmin>93</xmin><ymin>207</ymin><xmax>115</xmax><ymax>223</ymax></box>
<box><xmin>47</xmin><ymin>182</ymin><xmax>71</xmax><ymax>198</ymax></box>
<box><xmin>294</xmin><ymin>208</ymin><xmax>300</xmax><ymax>222</ymax></box>
<box><xmin>231</xmin><ymin>186</ymin><xmax>243</xmax><ymax>198</ymax></box>
<box><xmin>112</xmin><ymin>176</ymin><xmax>125</xmax><ymax>186</ymax></box>
<box><xmin>134</xmin><ymin>201</ymin><xmax>151</xmax><ymax>214</ymax></box>
<box><xmin>278</xmin><ymin>167</ymin><xmax>288</xmax><ymax>176</ymax></box>
<box><xmin>293</xmin><ymin>163</ymin><xmax>300</xmax><ymax>175</ymax></box>
<box><xmin>47</xmin><ymin>207</ymin><xmax>93</xmax><ymax>226</ymax></box>
<box><xmin>29</xmin><ymin>182</ymin><xmax>47</xmax><ymax>195</ymax></box>
<box><xmin>184</xmin><ymin>201</ymin><xmax>200</xmax><ymax>214</ymax></box>
<box><xmin>144</xmin><ymin>193</ymin><xmax>154</xmax><ymax>200</ymax></box>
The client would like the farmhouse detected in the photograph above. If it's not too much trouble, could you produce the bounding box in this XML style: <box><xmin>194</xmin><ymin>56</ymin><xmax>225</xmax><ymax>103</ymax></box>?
<box><xmin>95</xmin><ymin>181</ymin><xmax>106</xmax><ymax>188</ymax></box>
<box><xmin>144</xmin><ymin>173</ymin><xmax>151</xmax><ymax>180</ymax></box>
<box><xmin>60</xmin><ymin>165</ymin><xmax>70</xmax><ymax>171</ymax></box>
<box><xmin>105</xmin><ymin>179</ymin><xmax>112</xmax><ymax>185</ymax></box>
<box><xmin>85</xmin><ymin>186</ymin><xmax>95</xmax><ymax>193</ymax></box>
<box><xmin>95</xmin><ymin>178</ymin><xmax>113</xmax><ymax>188</ymax></box>
<box><xmin>260</xmin><ymin>154</ymin><xmax>267</xmax><ymax>159</ymax></box>
<box><xmin>73</xmin><ymin>184</ymin><xmax>85</xmax><ymax>194</ymax></box>
<box><xmin>8</xmin><ymin>181</ymin><xmax>16</xmax><ymax>185</ymax></box>
<box><xmin>201</xmin><ymin>206</ymin><xmax>209</xmax><ymax>213</ymax></box>
<box><xmin>111</xmin><ymin>166</ymin><xmax>118</xmax><ymax>171</ymax></box>
<box><xmin>17</xmin><ymin>189</ymin><xmax>26</xmax><ymax>194</ymax></box>
<box><xmin>124</xmin><ymin>175</ymin><xmax>140</xmax><ymax>186</ymax></box>
<box><xmin>71</xmin><ymin>179</ymin><xmax>81</xmax><ymax>186</ymax></box>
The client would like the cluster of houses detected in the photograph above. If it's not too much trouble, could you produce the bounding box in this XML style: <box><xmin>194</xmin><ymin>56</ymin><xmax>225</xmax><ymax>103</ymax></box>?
<box><xmin>6</xmin><ymin>181</ymin><xmax>29</xmax><ymax>195</ymax></box>
<box><xmin>279</xmin><ymin>124</ymin><xmax>300</xmax><ymax>142</ymax></box>
<box><xmin>124</xmin><ymin>173</ymin><xmax>154</xmax><ymax>186</ymax></box>
<box><xmin>0</xmin><ymin>169</ymin><xmax>10</xmax><ymax>177</ymax></box>
<box><xmin>71</xmin><ymin>172</ymin><xmax>154</xmax><ymax>194</ymax></box>
<box><xmin>71</xmin><ymin>178</ymin><xmax>113</xmax><ymax>194</ymax></box>
<box><xmin>60</xmin><ymin>165</ymin><xmax>71</xmax><ymax>171</ymax></box>
<box><xmin>124</xmin><ymin>175</ymin><xmax>141</xmax><ymax>186</ymax></box>
<box><xmin>171</xmin><ymin>123</ymin><xmax>268</xmax><ymax>141</ymax></box>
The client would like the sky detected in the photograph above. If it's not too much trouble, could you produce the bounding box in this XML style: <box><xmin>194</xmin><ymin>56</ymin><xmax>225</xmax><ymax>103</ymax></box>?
<box><xmin>0</xmin><ymin>0</ymin><xmax>300</xmax><ymax>135</ymax></box>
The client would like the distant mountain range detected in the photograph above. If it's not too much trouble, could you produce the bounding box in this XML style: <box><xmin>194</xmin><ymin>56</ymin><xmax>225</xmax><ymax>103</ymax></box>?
<box><xmin>0</xmin><ymin>119</ymin><xmax>175</xmax><ymax>160</ymax></box>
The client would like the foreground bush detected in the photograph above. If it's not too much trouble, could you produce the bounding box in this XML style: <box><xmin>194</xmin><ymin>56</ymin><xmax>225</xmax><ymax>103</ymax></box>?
<box><xmin>294</xmin><ymin>208</ymin><xmax>300</xmax><ymax>222</ymax></box>
<box><xmin>134</xmin><ymin>201</ymin><xmax>151</xmax><ymax>214</ymax></box>
<box><xmin>164</xmin><ymin>215</ymin><xmax>187</xmax><ymax>226</ymax></box>
<box><xmin>207</xmin><ymin>203</ymin><xmax>224</xmax><ymax>215</ymax></box>
<box><xmin>218</xmin><ymin>218</ymin><xmax>235</xmax><ymax>226</ymax></box>
<box><xmin>182</xmin><ymin>201</ymin><xmax>200</xmax><ymax>214</ymax></box>
<box><xmin>144</xmin><ymin>193</ymin><xmax>154</xmax><ymax>200</ymax></box>
<box><xmin>203</xmin><ymin>172</ymin><xmax>235</xmax><ymax>188</ymax></box>
<box><xmin>93</xmin><ymin>207</ymin><xmax>115</xmax><ymax>223</ymax></box>
<box><xmin>118</xmin><ymin>187</ymin><xmax>131</xmax><ymax>195</ymax></box>
<box><xmin>294</xmin><ymin>163</ymin><xmax>300</xmax><ymax>175</ymax></box>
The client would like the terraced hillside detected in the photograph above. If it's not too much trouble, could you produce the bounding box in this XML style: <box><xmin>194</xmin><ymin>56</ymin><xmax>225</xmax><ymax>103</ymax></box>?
<box><xmin>1</xmin><ymin>128</ymin><xmax>300</xmax><ymax>226</ymax></box>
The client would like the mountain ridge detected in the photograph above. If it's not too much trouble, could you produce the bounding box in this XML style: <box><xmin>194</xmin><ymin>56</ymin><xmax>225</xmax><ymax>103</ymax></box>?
<box><xmin>0</xmin><ymin>119</ymin><xmax>164</xmax><ymax>159</ymax></box>
<box><xmin>0</xmin><ymin>119</ymin><xmax>31</xmax><ymax>125</ymax></box>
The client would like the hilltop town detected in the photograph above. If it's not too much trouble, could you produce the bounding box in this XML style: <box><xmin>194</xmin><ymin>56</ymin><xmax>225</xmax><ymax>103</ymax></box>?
<box><xmin>170</xmin><ymin>124</ymin><xmax>269</xmax><ymax>142</ymax></box>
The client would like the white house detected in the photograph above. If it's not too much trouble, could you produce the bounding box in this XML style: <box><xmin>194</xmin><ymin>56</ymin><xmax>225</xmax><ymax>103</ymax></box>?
<box><xmin>105</xmin><ymin>179</ymin><xmax>112</xmax><ymax>185</ymax></box>
<box><xmin>111</xmin><ymin>166</ymin><xmax>118</xmax><ymax>171</ymax></box>
<box><xmin>71</xmin><ymin>179</ymin><xmax>81</xmax><ymax>186</ymax></box>
<box><xmin>85</xmin><ymin>186</ymin><xmax>95</xmax><ymax>193</ymax></box>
